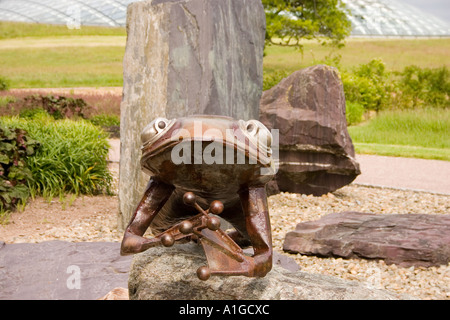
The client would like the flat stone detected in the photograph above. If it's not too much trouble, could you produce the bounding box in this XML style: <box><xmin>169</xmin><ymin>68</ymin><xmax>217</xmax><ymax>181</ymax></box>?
<box><xmin>0</xmin><ymin>241</ymin><xmax>132</xmax><ymax>300</ymax></box>
<box><xmin>119</xmin><ymin>0</ymin><xmax>266</xmax><ymax>229</ymax></box>
<box><xmin>128</xmin><ymin>243</ymin><xmax>411</xmax><ymax>300</ymax></box>
<box><xmin>260</xmin><ymin>65</ymin><xmax>360</xmax><ymax>196</ymax></box>
<box><xmin>283</xmin><ymin>212</ymin><xmax>450</xmax><ymax>267</ymax></box>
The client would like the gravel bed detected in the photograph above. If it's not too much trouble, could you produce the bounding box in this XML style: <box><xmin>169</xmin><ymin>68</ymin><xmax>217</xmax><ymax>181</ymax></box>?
<box><xmin>2</xmin><ymin>180</ymin><xmax>449</xmax><ymax>300</ymax></box>
<box><xmin>269</xmin><ymin>184</ymin><xmax>450</xmax><ymax>300</ymax></box>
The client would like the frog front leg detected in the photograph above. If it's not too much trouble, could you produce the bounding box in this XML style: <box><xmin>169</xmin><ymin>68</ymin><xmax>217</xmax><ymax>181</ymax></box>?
<box><xmin>120</xmin><ymin>177</ymin><xmax>174</xmax><ymax>255</ymax></box>
<box><xmin>239</xmin><ymin>186</ymin><xmax>273</xmax><ymax>277</ymax></box>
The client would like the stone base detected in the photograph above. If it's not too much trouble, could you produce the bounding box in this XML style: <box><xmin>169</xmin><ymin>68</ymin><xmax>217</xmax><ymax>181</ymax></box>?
<box><xmin>128</xmin><ymin>243</ymin><xmax>412</xmax><ymax>300</ymax></box>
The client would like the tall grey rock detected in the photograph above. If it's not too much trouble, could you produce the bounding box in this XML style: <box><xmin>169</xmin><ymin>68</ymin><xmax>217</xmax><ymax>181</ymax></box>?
<box><xmin>119</xmin><ymin>0</ymin><xmax>266</xmax><ymax>229</ymax></box>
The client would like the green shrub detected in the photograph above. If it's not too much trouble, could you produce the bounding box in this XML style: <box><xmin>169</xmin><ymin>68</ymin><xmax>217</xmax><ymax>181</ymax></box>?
<box><xmin>19</xmin><ymin>107</ymin><xmax>49</xmax><ymax>119</ymax></box>
<box><xmin>88</xmin><ymin>114</ymin><xmax>120</xmax><ymax>138</ymax></box>
<box><xmin>89</xmin><ymin>114</ymin><xmax>120</xmax><ymax>127</ymax></box>
<box><xmin>0</xmin><ymin>96</ymin><xmax>15</xmax><ymax>108</ymax></box>
<box><xmin>22</xmin><ymin>94</ymin><xmax>89</xmax><ymax>120</ymax></box>
<box><xmin>342</xmin><ymin>59</ymin><xmax>393</xmax><ymax>112</ymax></box>
<box><xmin>0</xmin><ymin>123</ymin><xmax>39</xmax><ymax>216</ymax></box>
<box><xmin>345</xmin><ymin>101</ymin><xmax>365</xmax><ymax>126</ymax></box>
<box><xmin>0</xmin><ymin>76</ymin><xmax>9</xmax><ymax>91</ymax></box>
<box><xmin>395</xmin><ymin>65</ymin><xmax>450</xmax><ymax>109</ymax></box>
<box><xmin>0</xmin><ymin>116</ymin><xmax>112</xmax><ymax>198</ymax></box>
<box><xmin>263</xmin><ymin>70</ymin><xmax>290</xmax><ymax>91</ymax></box>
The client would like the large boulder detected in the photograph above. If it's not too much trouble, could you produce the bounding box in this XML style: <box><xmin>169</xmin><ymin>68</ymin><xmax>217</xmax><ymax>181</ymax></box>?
<box><xmin>128</xmin><ymin>243</ymin><xmax>411</xmax><ymax>300</ymax></box>
<box><xmin>119</xmin><ymin>0</ymin><xmax>266</xmax><ymax>229</ymax></box>
<box><xmin>260</xmin><ymin>65</ymin><xmax>360</xmax><ymax>195</ymax></box>
<box><xmin>283</xmin><ymin>212</ymin><xmax>450</xmax><ymax>267</ymax></box>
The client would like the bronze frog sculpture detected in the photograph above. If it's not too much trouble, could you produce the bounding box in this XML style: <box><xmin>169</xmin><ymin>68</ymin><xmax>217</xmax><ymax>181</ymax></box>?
<box><xmin>121</xmin><ymin>115</ymin><xmax>276</xmax><ymax>280</ymax></box>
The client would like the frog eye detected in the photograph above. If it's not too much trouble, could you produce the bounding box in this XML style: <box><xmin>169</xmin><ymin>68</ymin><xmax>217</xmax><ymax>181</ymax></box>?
<box><xmin>141</xmin><ymin>117</ymin><xmax>169</xmax><ymax>144</ymax></box>
<box><xmin>245</xmin><ymin>120</ymin><xmax>271</xmax><ymax>146</ymax></box>
<box><xmin>245</xmin><ymin>120</ymin><xmax>259</xmax><ymax>136</ymax></box>
<box><xmin>244</xmin><ymin>120</ymin><xmax>272</xmax><ymax>149</ymax></box>
<box><xmin>155</xmin><ymin>119</ymin><xmax>167</xmax><ymax>131</ymax></box>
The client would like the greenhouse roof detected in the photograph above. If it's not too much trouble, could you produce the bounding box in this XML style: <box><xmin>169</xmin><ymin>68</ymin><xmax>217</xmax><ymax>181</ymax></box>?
<box><xmin>342</xmin><ymin>0</ymin><xmax>450</xmax><ymax>37</ymax></box>
<box><xmin>0</xmin><ymin>0</ymin><xmax>449</xmax><ymax>36</ymax></box>
<box><xmin>0</xmin><ymin>0</ymin><xmax>135</xmax><ymax>27</ymax></box>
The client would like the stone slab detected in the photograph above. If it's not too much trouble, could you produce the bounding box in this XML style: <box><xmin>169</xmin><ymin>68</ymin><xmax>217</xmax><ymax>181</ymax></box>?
<box><xmin>283</xmin><ymin>212</ymin><xmax>450</xmax><ymax>267</ymax></box>
<box><xmin>0</xmin><ymin>241</ymin><xmax>132</xmax><ymax>300</ymax></box>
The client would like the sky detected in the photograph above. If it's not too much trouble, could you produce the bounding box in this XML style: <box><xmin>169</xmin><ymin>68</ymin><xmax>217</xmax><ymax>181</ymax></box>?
<box><xmin>402</xmin><ymin>0</ymin><xmax>450</xmax><ymax>24</ymax></box>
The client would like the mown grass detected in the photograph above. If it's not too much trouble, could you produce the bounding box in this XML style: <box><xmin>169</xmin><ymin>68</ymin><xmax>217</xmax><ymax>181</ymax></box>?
<box><xmin>263</xmin><ymin>38</ymin><xmax>450</xmax><ymax>74</ymax></box>
<box><xmin>1</xmin><ymin>33</ymin><xmax>449</xmax><ymax>88</ymax></box>
<box><xmin>348</xmin><ymin>108</ymin><xmax>450</xmax><ymax>161</ymax></box>
<box><xmin>0</xmin><ymin>45</ymin><xmax>124</xmax><ymax>88</ymax></box>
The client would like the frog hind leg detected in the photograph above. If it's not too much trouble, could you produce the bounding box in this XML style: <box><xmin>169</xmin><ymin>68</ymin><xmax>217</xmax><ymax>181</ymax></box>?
<box><xmin>237</xmin><ymin>186</ymin><xmax>273</xmax><ymax>277</ymax></box>
<box><xmin>216</xmin><ymin>186</ymin><xmax>273</xmax><ymax>277</ymax></box>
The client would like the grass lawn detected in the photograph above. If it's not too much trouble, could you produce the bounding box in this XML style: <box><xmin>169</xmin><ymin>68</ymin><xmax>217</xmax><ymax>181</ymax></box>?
<box><xmin>348</xmin><ymin>108</ymin><xmax>450</xmax><ymax>161</ymax></box>
<box><xmin>0</xmin><ymin>22</ymin><xmax>125</xmax><ymax>88</ymax></box>
<box><xmin>0</xmin><ymin>21</ymin><xmax>126</xmax><ymax>39</ymax></box>
<box><xmin>263</xmin><ymin>38</ymin><xmax>450</xmax><ymax>74</ymax></box>
<box><xmin>0</xmin><ymin>44</ymin><xmax>125</xmax><ymax>88</ymax></box>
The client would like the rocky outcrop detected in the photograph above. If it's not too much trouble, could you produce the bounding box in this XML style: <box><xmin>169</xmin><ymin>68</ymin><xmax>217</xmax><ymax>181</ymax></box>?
<box><xmin>260</xmin><ymin>65</ymin><xmax>360</xmax><ymax>196</ymax></box>
<box><xmin>283</xmin><ymin>212</ymin><xmax>450</xmax><ymax>267</ymax></box>
<box><xmin>128</xmin><ymin>243</ymin><xmax>411</xmax><ymax>300</ymax></box>
<box><xmin>0</xmin><ymin>241</ymin><xmax>132</xmax><ymax>300</ymax></box>
<box><xmin>119</xmin><ymin>0</ymin><xmax>266</xmax><ymax>228</ymax></box>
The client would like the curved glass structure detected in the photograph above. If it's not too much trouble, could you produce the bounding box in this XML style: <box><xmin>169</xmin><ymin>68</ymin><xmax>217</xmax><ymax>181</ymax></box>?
<box><xmin>0</xmin><ymin>0</ymin><xmax>135</xmax><ymax>27</ymax></box>
<box><xmin>342</xmin><ymin>0</ymin><xmax>450</xmax><ymax>37</ymax></box>
<box><xmin>0</xmin><ymin>0</ymin><xmax>449</xmax><ymax>36</ymax></box>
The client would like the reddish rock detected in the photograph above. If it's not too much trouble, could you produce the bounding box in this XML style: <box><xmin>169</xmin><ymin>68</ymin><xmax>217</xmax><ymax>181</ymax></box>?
<box><xmin>260</xmin><ymin>65</ymin><xmax>360</xmax><ymax>195</ymax></box>
<box><xmin>283</xmin><ymin>212</ymin><xmax>450</xmax><ymax>267</ymax></box>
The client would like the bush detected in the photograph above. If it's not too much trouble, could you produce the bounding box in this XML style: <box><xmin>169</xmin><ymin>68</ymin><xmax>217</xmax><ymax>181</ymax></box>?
<box><xmin>395</xmin><ymin>65</ymin><xmax>450</xmax><ymax>109</ymax></box>
<box><xmin>19</xmin><ymin>107</ymin><xmax>49</xmax><ymax>119</ymax></box>
<box><xmin>0</xmin><ymin>95</ymin><xmax>15</xmax><ymax>108</ymax></box>
<box><xmin>0</xmin><ymin>76</ymin><xmax>9</xmax><ymax>91</ymax></box>
<box><xmin>89</xmin><ymin>114</ymin><xmax>120</xmax><ymax>127</ymax></box>
<box><xmin>346</xmin><ymin>101</ymin><xmax>365</xmax><ymax>126</ymax></box>
<box><xmin>263</xmin><ymin>70</ymin><xmax>290</xmax><ymax>91</ymax></box>
<box><xmin>342</xmin><ymin>59</ymin><xmax>393</xmax><ymax>112</ymax></box>
<box><xmin>0</xmin><ymin>123</ymin><xmax>39</xmax><ymax>216</ymax></box>
<box><xmin>22</xmin><ymin>94</ymin><xmax>89</xmax><ymax>120</ymax></box>
<box><xmin>0</xmin><ymin>116</ymin><xmax>112</xmax><ymax>198</ymax></box>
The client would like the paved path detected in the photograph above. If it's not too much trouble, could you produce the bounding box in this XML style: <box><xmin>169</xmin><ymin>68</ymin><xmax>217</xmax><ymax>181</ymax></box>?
<box><xmin>109</xmin><ymin>139</ymin><xmax>450</xmax><ymax>195</ymax></box>
<box><xmin>354</xmin><ymin>155</ymin><xmax>450</xmax><ymax>195</ymax></box>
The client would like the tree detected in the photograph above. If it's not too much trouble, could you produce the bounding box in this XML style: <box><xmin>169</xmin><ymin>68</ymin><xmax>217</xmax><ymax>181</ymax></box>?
<box><xmin>262</xmin><ymin>0</ymin><xmax>352</xmax><ymax>51</ymax></box>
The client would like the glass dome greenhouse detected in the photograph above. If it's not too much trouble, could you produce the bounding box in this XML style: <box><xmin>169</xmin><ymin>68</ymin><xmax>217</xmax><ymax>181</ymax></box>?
<box><xmin>0</xmin><ymin>0</ymin><xmax>449</xmax><ymax>36</ymax></box>
<box><xmin>342</xmin><ymin>0</ymin><xmax>450</xmax><ymax>37</ymax></box>
<box><xmin>0</xmin><ymin>0</ymin><xmax>135</xmax><ymax>27</ymax></box>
